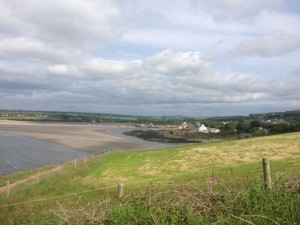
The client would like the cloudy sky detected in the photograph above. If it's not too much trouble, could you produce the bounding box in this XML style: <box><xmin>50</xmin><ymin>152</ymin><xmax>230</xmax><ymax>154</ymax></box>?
<box><xmin>0</xmin><ymin>0</ymin><xmax>299</xmax><ymax>116</ymax></box>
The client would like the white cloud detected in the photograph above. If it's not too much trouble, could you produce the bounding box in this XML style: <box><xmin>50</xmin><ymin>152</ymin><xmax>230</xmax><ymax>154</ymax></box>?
<box><xmin>47</xmin><ymin>65</ymin><xmax>75</xmax><ymax>75</ymax></box>
<box><xmin>37</xmin><ymin>50</ymin><xmax>300</xmax><ymax>113</ymax></box>
<box><xmin>0</xmin><ymin>0</ymin><xmax>125</xmax><ymax>50</ymax></box>
<box><xmin>0</xmin><ymin>37</ymin><xmax>81</xmax><ymax>63</ymax></box>
<box><xmin>0</xmin><ymin>1</ymin><xmax>22</xmax><ymax>35</ymax></box>
<box><xmin>190</xmin><ymin>0</ymin><xmax>285</xmax><ymax>21</ymax></box>
<box><xmin>228</xmin><ymin>33</ymin><xmax>300</xmax><ymax>58</ymax></box>
<box><xmin>81</xmin><ymin>59</ymin><xmax>142</xmax><ymax>78</ymax></box>
<box><xmin>144</xmin><ymin>50</ymin><xmax>211</xmax><ymax>75</ymax></box>
<box><xmin>254</xmin><ymin>10</ymin><xmax>300</xmax><ymax>35</ymax></box>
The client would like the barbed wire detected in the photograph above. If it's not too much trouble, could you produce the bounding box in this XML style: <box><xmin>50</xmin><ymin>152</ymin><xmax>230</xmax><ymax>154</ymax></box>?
<box><xmin>1</xmin><ymin>159</ymin><xmax>299</xmax><ymax>208</ymax></box>
<box><xmin>1</xmin><ymin>142</ymin><xmax>299</xmax><ymax>189</ymax></box>
<box><xmin>1</xmin><ymin>153</ymin><xmax>299</xmax><ymax>183</ymax></box>
<box><xmin>0</xmin><ymin>184</ymin><xmax>116</xmax><ymax>208</ymax></box>
<box><xmin>1</xmin><ymin>157</ymin><xmax>299</xmax><ymax>192</ymax></box>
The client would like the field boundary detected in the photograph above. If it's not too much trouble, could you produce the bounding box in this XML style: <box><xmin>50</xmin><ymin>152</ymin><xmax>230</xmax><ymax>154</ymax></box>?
<box><xmin>0</xmin><ymin>148</ymin><xmax>114</xmax><ymax>193</ymax></box>
<box><xmin>1</xmin><ymin>158</ymin><xmax>299</xmax><ymax>208</ymax></box>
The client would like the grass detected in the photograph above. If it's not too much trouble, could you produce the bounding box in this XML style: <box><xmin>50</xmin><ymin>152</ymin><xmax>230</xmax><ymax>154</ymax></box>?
<box><xmin>0</xmin><ymin>165</ymin><xmax>57</xmax><ymax>187</ymax></box>
<box><xmin>103</xmin><ymin>180</ymin><xmax>300</xmax><ymax>225</ymax></box>
<box><xmin>0</xmin><ymin>132</ymin><xmax>299</xmax><ymax>224</ymax></box>
<box><xmin>80</xmin><ymin>132</ymin><xmax>300</xmax><ymax>185</ymax></box>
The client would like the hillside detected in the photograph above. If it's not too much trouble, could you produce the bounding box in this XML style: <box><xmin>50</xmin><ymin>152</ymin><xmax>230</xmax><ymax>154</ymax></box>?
<box><xmin>0</xmin><ymin>132</ymin><xmax>299</xmax><ymax>224</ymax></box>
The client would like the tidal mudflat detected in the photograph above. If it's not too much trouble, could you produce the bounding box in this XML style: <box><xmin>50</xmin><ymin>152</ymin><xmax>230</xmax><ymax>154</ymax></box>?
<box><xmin>0</xmin><ymin>122</ymin><xmax>178</xmax><ymax>174</ymax></box>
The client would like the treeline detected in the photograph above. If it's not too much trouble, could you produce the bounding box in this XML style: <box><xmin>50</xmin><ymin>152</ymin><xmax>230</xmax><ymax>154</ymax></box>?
<box><xmin>219</xmin><ymin>109</ymin><xmax>300</xmax><ymax>136</ymax></box>
<box><xmin>1</xmin><ymin>109</ymin><xmax>300</xmax><ymax>136</ymax></box>
<box><xmin>220</xmin><ymin>119</ymin><xmax>300</xmax><ymax>136</ymax></box>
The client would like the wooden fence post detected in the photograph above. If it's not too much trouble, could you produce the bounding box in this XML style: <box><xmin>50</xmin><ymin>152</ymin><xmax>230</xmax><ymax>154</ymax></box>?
<box><xmin>74</xmin><ymin>159</ymin><xmax>77</xmax><ymax>169</ymax></box>
<box><xmin>7</xmin><ymin>180</ymin><xmax>10</xmax><ymax>197</ymax></box>
<box><xmin>84</xmin><ymin>156</ymin><xmax>87</xmax><ymax>164</ymax></box>
<box><xmin>118</xmin><ymin>183</ymin><xmax>124</xmax><ymax>204</ymax></box>
<box><xmin>262</xmin><ymin>158</ymin><xmax>272</xmax><ymax>189</ymax></box>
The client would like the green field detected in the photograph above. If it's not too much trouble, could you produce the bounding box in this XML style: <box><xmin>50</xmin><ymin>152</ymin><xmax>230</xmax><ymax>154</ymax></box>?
<box><xmin>0</xmin><ymin>132</ymin><xmax>299</xmax><ymax>224</ymax></box>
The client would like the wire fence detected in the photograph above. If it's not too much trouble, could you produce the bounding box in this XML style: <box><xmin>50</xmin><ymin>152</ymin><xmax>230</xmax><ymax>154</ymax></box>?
<box><xmin>0</xmin><ymin>147</ymin><xmax>118</xmax><ymax>191</ymax></box>
<box><xmin>1</xmin><ymin>158</ymin><xmax>299</xmax><ymax>209</ymax></box>
<box><xmin>0</xmin><ymin>157</ymin><xmax>299</xmax><ymax>225</ymax></box>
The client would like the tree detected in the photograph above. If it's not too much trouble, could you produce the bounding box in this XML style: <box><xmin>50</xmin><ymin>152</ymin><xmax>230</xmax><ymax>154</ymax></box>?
<box><xmin>250</xmin><ymin>120</ymin><xmax>261</xmax><ymax>129</ymax></box>
<box><xmin>236</xmin><ymin>120</ymin><xmax>250</xmax><ymax>133</ymax></box>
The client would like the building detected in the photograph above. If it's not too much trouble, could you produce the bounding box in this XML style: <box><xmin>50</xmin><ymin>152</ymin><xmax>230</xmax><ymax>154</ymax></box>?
<box><xmin>179</xmin><ymin>122</ymin><xmax>195</xmax><ymax>131</ymax></box>
<box><xmin>198</xmin><ymin>124</ymin><xmax>209</xmax><ymax>133</ymax></box>
<box><xmin>208</xmin><ymin>128</ymin><xmax>220</xmax><ymax>133</ymax></box>
<box><xmin>198</xmin><ymin>124</ymin><xmax>220</xmax><ymax>133</ymax></box>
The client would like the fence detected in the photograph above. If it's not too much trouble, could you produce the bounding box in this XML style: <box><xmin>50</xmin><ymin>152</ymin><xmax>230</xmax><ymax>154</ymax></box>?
<box><xmin>0</xmin><ymin>147</ymin><xmax>116</xmax><ymax>196</ymax></box>
<box><xmin>1</xmin><ymin>157</ymin><xmax>299</xmax><ymax>208</ymax></box>
<box><xmin>0</xmin><ymin>156</ymin><xmax>299</xmax><ymax>225</ymax></box>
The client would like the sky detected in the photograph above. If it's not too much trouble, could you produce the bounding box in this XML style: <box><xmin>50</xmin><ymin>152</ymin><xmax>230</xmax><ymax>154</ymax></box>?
<box><xmin>0</xmin><ymin>0</ymin><xmax>299</xmax><ymax>117</ymax></box>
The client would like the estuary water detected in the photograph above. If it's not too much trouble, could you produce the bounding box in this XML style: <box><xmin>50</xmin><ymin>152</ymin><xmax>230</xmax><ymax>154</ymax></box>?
<box><xmin>0</xmin><ymin>134</ymin><xmax>87</xmax><ymax>175</ymax></box>
<box><xmin>0</xmin><ymin>125</ymin><xmax>181</xmax><ymax>175</ymax></box>
<box><xmin>105</xmin><ymin>128</ymin><xmax>180</xmax><ymax>149</ymax></box>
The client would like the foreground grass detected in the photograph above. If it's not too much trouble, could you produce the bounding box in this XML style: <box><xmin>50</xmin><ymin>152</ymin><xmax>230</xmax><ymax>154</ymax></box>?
<box><xmin>0</xmin><ymin>132</ymin><xmax>299</xmax><ymax>224</ymax></box>
<box><xmin>103</xmin><ymin>179</ymin><xmax>300</xmax><ymax>225</ymax></box>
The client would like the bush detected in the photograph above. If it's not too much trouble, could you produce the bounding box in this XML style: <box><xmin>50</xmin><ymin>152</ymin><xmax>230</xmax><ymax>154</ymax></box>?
<box><xmin>252</xmin><ymin>129</ymin><xmax>267</xmax><ymax>137</ymax></box>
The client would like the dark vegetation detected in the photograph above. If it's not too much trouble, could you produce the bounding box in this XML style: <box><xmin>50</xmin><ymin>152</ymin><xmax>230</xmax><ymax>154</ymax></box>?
<box><xmin>124</xmin><ymin>130</ymin><xmax>201</xmax><ymax>143</ymax></box>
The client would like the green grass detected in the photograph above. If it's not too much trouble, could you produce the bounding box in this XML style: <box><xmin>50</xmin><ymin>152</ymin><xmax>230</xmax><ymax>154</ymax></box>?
<box><xmin>104</xmin><ymin>181</ymin><xmax>299</xmax><ymax>225</ymax></box>
<box><xmin>0</xmin><ymin>165</ymin><xmax>57</xmax><ymax>187</ymax></box>
<box><xmin>0</xmin><ymin>132</ymin><xmax>299</xmax><ymax>224</ymax></box>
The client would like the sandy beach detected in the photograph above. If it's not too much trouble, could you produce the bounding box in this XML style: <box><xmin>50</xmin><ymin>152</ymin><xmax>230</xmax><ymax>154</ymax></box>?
<box><xmin>0</xmin><ymin>121</ymin><xmax>153</xmax><ymax>153</ymax></box>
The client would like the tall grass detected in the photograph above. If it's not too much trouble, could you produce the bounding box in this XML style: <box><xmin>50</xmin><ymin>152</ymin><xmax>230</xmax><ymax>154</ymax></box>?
<box><xmin>51</xmin><ymin>176</ymin><xmax>300</xmax><ymax>225</ymax></box>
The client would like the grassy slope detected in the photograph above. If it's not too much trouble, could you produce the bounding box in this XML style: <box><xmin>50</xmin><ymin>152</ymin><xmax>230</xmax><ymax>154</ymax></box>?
<box><xmin>0</xmin><ymin>132</ymin><xmax>299</xmax><ymax>224</ymax></box>
<box><xmin>82</xmin><ymin>132</ymin><xmax>300</xmax><ymax>185</ymax></box>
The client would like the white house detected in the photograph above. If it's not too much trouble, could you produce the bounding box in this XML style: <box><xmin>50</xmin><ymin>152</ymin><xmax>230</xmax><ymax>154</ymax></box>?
<box><xmin>198</xmin><ymin>124</ymin><xmax>209</xmax><ymax>133</ymax></box>
<box><xmin>198</xmin><ymin>124</ymin><xmax>220</xmax><ymax>133</ymax></box>
<box><xmin>209</xmin><ymin>128</ymin><xmax>220</xmax><ymax>133</ymax></box>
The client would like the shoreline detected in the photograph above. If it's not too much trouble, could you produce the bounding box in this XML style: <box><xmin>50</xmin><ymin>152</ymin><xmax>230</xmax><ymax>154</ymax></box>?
<box><xmin>0</xmin><ymin>121</ymin><xmax>178</xmax><ymax>175</ymax></box>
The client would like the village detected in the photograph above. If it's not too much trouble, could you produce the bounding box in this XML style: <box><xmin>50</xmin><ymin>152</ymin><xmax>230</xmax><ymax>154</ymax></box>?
<box><xmin>136</xmin><ymin>121</ymin><xmax>221</xmax><ymax>133</ymax></box>
<box><xmin>178</xmin><ymin>122</ymin><xmax>220</xmax><ymax>133</ymax></box>
<box><xmin>126</xmin><ymin>121</ymin><xmax>224</xmax><ymax>144</ymax></box>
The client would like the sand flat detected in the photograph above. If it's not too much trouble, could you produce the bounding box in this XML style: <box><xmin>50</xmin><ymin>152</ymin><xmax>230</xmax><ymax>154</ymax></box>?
<box><xmin>0</xmin><ymin>122</ymin><xmax>156</xmax><ymax>175</ymax></box>
<box><xmin>0</xmin><ymin>122</ymin><xmax>149</xmax><ymax>152</ymax></box>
